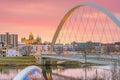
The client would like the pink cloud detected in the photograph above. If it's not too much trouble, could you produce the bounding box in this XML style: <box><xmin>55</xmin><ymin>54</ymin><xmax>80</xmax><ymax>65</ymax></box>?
<box><xmin>0</xmin><ymin>0</ymin><xmax>120</xmax><ymax>42</ymax></box>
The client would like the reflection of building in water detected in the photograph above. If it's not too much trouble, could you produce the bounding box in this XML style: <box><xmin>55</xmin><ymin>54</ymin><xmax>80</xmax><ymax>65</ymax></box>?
<box><xmin>1</xmin><ymin>66</ymin><xmax>120</xmax><ymax>80</ymax></box>
<box><xmin>27</xmin><ymin>70</ymin><xmax>44</xmax><ymax>80</ymax></box>
<box><xmin>0</xmin><ymin>68</ymin><xmax>21</xmax><ymax>80</ymax></box>
<box><xmin>52</xmin><ymin>66</ymin><xmax>120</xmax><ymax>80</ymax></box>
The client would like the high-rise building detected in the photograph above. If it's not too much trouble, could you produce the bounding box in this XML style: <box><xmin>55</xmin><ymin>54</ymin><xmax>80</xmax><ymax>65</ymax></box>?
<box><xmin>0</xmin><ymin>34</ymin><xmax>5</xmax><ymax>44</ymax></box>
<box><xmin>13</xmin><ymin>34</ymin><xmax>18</xmax><ymax>48</ymax></box>
<box><xmin>0</xmin><ymin>32</ymin><xmax>18</xmax><ymax>48</ymax></box>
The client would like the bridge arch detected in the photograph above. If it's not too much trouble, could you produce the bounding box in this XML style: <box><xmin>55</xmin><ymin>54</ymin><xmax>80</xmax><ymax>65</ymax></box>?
<box><xmin>50</xmin><ymin>2</ymin><xmax>120</xmax><ymax>53</ymax></box>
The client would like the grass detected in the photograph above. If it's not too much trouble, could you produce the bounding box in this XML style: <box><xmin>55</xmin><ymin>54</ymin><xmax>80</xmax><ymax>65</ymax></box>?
<box><xmin>0</xmin><ymin>56</ymin><xmax>38</xmax><ymax>66</ymax></box>
<box><xmin>0</xmin><ymin>56</ymin><xmax>35</xmax><ymax>59</ymax></box>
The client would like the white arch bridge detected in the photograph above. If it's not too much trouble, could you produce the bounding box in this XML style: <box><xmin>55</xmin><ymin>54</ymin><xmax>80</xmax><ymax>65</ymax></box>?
<box><xmin>14</xmin><ymin>2</ymin><xmax>120</xmax><ymax>80</ymax></box>
<box><xmin>47</xmin><ymin>2</ymin><xmax>120</xmax><ymax>66</ymax></box>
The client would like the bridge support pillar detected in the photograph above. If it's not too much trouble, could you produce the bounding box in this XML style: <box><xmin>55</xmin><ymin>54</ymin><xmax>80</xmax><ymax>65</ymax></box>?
<box><xmin>41</xmin><ymin>58</ymin><xmax>58</xmax><ymax>65</ymax></box>
<box><xmin>41</xmin><ymin>58</ymin><xmax>51</xmax><ymax>65</ymax></box>
<box><xmin>37</xmin><ymin>54</ymin><xmax>42</xmax><ymax>64</ymax></box>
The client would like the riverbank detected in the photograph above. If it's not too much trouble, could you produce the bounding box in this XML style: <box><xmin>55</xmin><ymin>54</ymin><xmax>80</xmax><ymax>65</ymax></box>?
<box><xmin>0</xmin><ymin>56</ymin><xmax>39</xmax><ymax>66</ymax></box>
<box><xmin>0</xmin><ymin>56</ymin><xmax>98</xmax><ymax>66</ymax></box>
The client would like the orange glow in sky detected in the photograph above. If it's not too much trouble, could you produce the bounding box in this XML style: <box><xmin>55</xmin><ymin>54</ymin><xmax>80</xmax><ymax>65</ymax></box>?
<box><xmin>0</xmin><ymin>0</ymin><xmax>120</xmax><ymax>42</ymax></box>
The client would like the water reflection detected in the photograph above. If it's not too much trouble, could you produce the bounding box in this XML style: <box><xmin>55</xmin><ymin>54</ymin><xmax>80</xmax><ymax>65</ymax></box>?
<box><xmin>0</xmin><ymin>65</ymin><xmax>120</xmax><ymax>80</ymax></box>
<box><xmin>42</xmin><ymin>66</ymin><xmax>52</xmax><ymax>80</ymax></box>
<box><xmin>0</xmin><ymin>68</ymin><xmax>21</xmax><ymax>80</ymax></box>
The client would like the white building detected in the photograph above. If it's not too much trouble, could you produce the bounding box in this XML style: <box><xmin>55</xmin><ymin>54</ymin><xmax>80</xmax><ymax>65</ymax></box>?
<box><xmin>18</xmin><ymin>42</ymin><xmax>26</xmax><ymax>47</ymax></box>
<box><xmin>30</xmin><ymin>45</ymin><xmax>50</xmax><ymax>52</ymax></box>
<box><xmin>63</xmin><ymin>44</ymin><xmax>74</xmax><ymax>51</ymax></box>
<box><xmin>6</xmin><ymin>49</ymin><xmax>21</xmax><ymax>57</ymax></box>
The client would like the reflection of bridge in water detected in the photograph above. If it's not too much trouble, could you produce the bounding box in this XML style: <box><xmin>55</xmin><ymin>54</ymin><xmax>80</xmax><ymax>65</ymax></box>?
<box><xmin>13</xmin><ymin>65</ymin><xmax>82</xmax><ymax>80</ymax></box>
<box><xmin>13</xmin><ymin>65</ymin><xmax>120</xmax><ymax>80</ymax></box>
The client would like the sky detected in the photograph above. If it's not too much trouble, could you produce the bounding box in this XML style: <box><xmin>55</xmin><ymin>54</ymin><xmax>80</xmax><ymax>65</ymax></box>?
<box><xmin>0</xmin><ymin>0</ymin><xmax>120</xmax><ymax>42</ymax></box>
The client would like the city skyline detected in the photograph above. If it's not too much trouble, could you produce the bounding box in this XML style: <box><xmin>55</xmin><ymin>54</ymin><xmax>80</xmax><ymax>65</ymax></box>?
<box><xmin>0</xmin><ymin>0</ymin><xmax>120</xmax><ymax>42</ymax></box>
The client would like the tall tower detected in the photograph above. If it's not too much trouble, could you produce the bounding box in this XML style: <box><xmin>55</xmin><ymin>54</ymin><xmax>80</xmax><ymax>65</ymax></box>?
<box><xmin>9</xmin><ymin>34</ymin><xmax>14</xmax><ymax>48</ymax></box>
<box><xmin>13</xmin><ymin>34</ymin><xmax>18</xmax><ymax>48</ymax></box>
<box><xmin>0</xmin><ymin>34</ymin><xmax>5</xmax><ymax>44</ymax></box>
<box><xmin>9</xmin><ymin>34</ymin><xmax>18</xmax><ymax>48</ymax></box>
<box><xmin>0</xmin><ymin>32</ymin><xmax>18</xmax><ymax>48</ymax></box>
<box><xmin>5</xmin><ymin>32</ymin><xmax>10</xmax><ymax>45</ymax></box>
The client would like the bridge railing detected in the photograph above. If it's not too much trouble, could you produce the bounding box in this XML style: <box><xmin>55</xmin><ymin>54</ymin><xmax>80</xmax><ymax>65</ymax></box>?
<box><xmin>42</xmin><ymin>53</ymin><xmax>120</xmax><ymax>65</ymax></box>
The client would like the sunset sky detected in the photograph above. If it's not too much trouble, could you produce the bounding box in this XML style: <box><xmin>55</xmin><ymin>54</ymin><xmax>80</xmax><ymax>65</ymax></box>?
<box><xmin>0</xmin><ymin>0</ymin><xmax>120</xmax><ymax>42</ymax></box>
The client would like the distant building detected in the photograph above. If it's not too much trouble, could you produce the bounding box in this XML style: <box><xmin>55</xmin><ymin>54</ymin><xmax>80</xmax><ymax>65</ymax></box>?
<box><xmin>6</xmin><ymin>49</ymin><xmax>21</xmax><ymax>57</ymax></box>
<box><xmin>1</xmin><ymin>46</ymin><xmax>8</xmax><ymax>56</ymax></box>
<box><xmin>72</xmin><ymin>41</ymin><xmax>101</xmax><ymax>53</ymax></box>
<box><xmin>0</xmin><ymin>32</ymin><xmax>18</xmax><ymax>48</ymax></box>
<box><xmin>53</xmin><ymin>44</ymin><xmax>63</xmax><ymax>53</ymax></box>
<box><xmin>18</xmin><ymin>42</ymin><xmax>26</xmax><ymax>47</ymax></box>
<box><xmin>63</xmin><ymin>44</ymin><xmax>74</xmax><ymax>51</ymax></box>
<box><xmin>21</xmin><ymin>32</ymin><xmax>42</xmax><ymax>45</ymax></box>
<box><xmin>18</xmin><ymin>45</ymin><xmax>50</xmax><ymax>56</ymax></box>
<box><xmin>0</xmin><ymin>42</ymin><xmax>4</xmax><ymax>47</ymax></box>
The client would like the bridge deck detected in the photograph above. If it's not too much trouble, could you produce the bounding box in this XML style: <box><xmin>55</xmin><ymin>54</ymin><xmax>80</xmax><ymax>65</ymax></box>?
<box><xmin>41</xmin><ymin>54</ymin><xmax>120</xmax><ymax>66</ymax></box>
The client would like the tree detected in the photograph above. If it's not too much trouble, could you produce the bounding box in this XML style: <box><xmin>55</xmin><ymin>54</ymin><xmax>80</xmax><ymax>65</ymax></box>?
<box><xmin>19</xmin><ymin>46</ymin><xmax>33</xmax><ymax>56</ymax></box>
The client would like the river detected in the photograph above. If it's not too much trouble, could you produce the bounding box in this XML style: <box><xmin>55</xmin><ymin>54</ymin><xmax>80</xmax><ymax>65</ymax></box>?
<box><xmin>0</xmin><ymin>65</ymin><xmax>120</xmax><ymax>80</ymax></box>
